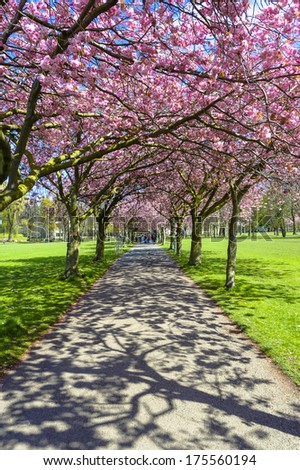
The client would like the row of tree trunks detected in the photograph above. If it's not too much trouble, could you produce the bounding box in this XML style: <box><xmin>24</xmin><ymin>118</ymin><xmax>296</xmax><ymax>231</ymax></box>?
<box><xmin>168</xmin><ymin>184</ymin><xmax>248</xmax><ymax>289</ymax></box>
<box><xmin>168</xmin><ymin>216</ymin><xmax>185</xmax><ymax>256</ymax></box>
<box><xmin>63</xmin><ymin>186</ymin><xmax>246</xmax><ymax>287</ymax></box>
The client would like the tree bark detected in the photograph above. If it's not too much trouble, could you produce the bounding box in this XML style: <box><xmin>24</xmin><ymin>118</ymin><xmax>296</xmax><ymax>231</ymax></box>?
<box><xmin>64</xmin><ymin>194</ymin><xmax>82</xmax><ymax>278</ymax></box>
<box><xmin>130</xmin><ymin>230</ymin><xmax>136</xmax><ymax>243</ymax></box>
<box><xmin>160</xmin><ymin>226</ymin><xmax>166</xmax><ymax>245</ymax></box>
<box><xmin>280</xmin><ymin>220</ymin><xmax>286</xmax><ymax>237</ymax></box>
<box><xmin>225</xmin><ymin>185</ymin><xmax>244</xmax><ymax>289</ymax></box>
<box><xmin>291</xmin><ymin>206</ymin><xmax>296</xmax><ymax>235</ymax></box>
<box><xmin>175</xmin><ymin>216</ymin><xmax>184</xmax><ymax>256</ymax></box>
<box><xmin>8</xmin><ymin>79</ymin><xmax>41</xmax><ymax>189</ymax></box>
<box><xmin>7</xmin><ymin>214</ymin><xmax>15</xmax><ymax>242</ymax></box>
<box><xmin>169</xmin><ymin>218</ymin><xmax>175</xmax><ymax>250</ymax></box>
<box><xmin>0</xmin><ymin>129</ymin><xmax>12</xmax><ymax>185</ymax></box>
<box><xmin>94</xmin><ymin>213</ymin><xmax>108</xmax><ymax>261</ymax></box>
<box><xmin>189</xmin><ymin>207</ymin><xmax>202</xmax><ymax>265</ymax></box>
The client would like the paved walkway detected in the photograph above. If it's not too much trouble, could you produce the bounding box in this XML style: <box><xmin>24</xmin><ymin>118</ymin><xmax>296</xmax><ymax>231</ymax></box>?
<box><xmin>0</xmin><ymin>245</ymin><xmax>299</xmax><ymax>450</ymax></box>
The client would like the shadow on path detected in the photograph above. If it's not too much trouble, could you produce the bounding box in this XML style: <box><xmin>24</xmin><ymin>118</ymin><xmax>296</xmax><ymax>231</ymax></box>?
<box><xmin>0</xmin><ymin>246</ymin><xmax>299</xmax><ymax>450</ymax></box>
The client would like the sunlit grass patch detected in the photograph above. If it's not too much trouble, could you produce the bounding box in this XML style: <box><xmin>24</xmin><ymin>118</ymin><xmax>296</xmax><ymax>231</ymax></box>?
<box><xmin>0</xmin><ymin>240</ymin><xmax>127</xmax><ymax>376</ymax></box>
<box><xmin>166</xmin><ymin>235</ymin><xmax>300</xmax><ymax>386</ymax></box>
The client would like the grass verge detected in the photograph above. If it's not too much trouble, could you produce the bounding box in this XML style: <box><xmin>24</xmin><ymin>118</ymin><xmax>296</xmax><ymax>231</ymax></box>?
<box><xmin>166</xmin><ymin>235</ymin><xmax>300</xmax><ymax>386</ymax></box>
<box><xmin>0</xmin><ymin>240</ymin><xmax>129</xmax><ymax>377</ymax></box>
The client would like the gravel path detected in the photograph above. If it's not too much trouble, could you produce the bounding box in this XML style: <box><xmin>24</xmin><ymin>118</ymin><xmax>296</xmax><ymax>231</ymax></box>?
<box><xmin>0</xmin><ymin>244</ymin><xmax>299</xmax><ymax>450</ymax></box>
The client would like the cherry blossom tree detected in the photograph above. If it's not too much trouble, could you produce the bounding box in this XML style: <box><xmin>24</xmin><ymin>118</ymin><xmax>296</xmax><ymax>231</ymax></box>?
<box><xmin>2</xmin><ymin>0</ymin><xmax>237</xmax><ymax>213</ymax></box>
<box><xmin>4</xmin><ymin>0</ymin><xmax>298</xmax><ymax>206</ymax></box>
<box><xmin>1</xmin><ymin>0</ymin><xmax>300</xmax><ymax>289</ymax></box>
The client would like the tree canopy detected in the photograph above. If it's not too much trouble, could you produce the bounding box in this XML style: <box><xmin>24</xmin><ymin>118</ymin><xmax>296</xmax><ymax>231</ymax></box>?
<box><xmin>1</xmin><ymin>1</ymin><xmax>300</xmax><ymax>284</ymax></box>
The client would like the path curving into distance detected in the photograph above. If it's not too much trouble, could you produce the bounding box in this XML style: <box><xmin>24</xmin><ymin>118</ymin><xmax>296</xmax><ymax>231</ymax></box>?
<box><xmin>0</xmin><ymin>245</ymin><xmax>299</xmax><ymax>449</ymax></box>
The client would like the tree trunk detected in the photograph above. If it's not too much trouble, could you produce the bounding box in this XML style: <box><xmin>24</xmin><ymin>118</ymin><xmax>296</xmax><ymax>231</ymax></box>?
<box><xmin>291</xmin><ymin>206</ymin><xmax>296</xmax><ymax>235</ymax></box>
<box><xmin>225</xmin><ymin>185</ymin><xmax>243</xmax><ymax>289</ymax></box>
<box><xmin>175</xmin><ymin>216</ymin><xmax>183</xmax><ymax>256</ymax></box>
<box><xmin>169</xmin><ymin>218</ymin><xmax>175</xmax><ymax>250</ymax></box>
<box><xmin>7</xmin><ymin>215</ymin><xmax>15</xmax><ymax>242</ymax></box>
<box><xmin>129</xmin><ymin>230</ymin><xmax>135</xmax><ymax>243</ymax></box>
<box><xmin>280</xmin><ymin>220</ymin><xmax>286</xmax><ymax>237</ymax></box>
<box><xmin>189</xmin><ymin>207</ymin><xmax>202</xmax><ymax>265</ymax></box>
<box><xmin>5</xmin><ymin>206</ymin><xmax>18</xmax><ymax>242</ymax></box>
<box><xmin>64</xmin><ymin>195</ymin><xmax>82</xmax><ymax>278</ymax></box>
<box><xmin>160</xmin><ymin>226</ymin><xmax>166</xmax><ymax>245</ymax></box>
<box><xmin>94</xmin><ymin>214</ymin><xmax>107</xmax><ymax>261</ymax></box>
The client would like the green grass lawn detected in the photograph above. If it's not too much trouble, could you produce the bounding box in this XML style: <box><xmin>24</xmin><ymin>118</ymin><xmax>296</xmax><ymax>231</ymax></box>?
<box><xmin>1</xmin><ymin>236</ymin><xmax>299</xmax><ymax>387</ymax></box>
<box><xmin>167</xmin><ymin>235</ymin><xmax>300</xmax><ymax>386</ymax></box>
<box><xmin>0</xmin><ymin>240</ymin><xmax>126</xmax><ymax>377</ymax></box>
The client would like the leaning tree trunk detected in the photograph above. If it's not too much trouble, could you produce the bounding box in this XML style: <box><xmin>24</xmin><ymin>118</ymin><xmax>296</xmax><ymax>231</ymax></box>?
<box><xmin>94</xmin><ymin>213</ymin><xmax>108</xmax><ymax>261</ymax></box>
<box><xmin>189</xmin><ymin>207</ymin><xmax>202</xmax><ymax>265</ymax></box>
<box><xmin>175</xmin><ymin>216</ymin><xmax>184</xmax><ymax>256</ymax></box>
<box><xmin>169</xmin><ymin>218</ymin><xmax>175</xmax><ymax>250</ymax></box>
<box><xmin>64</xmin><ymin>195</ymin><xmax>82</xmax><ymax>278</ymax></box>
<box><xmin>225</xmin><ymin>186</ymin><xmax>243</xmax><ymax>289</ymax></box>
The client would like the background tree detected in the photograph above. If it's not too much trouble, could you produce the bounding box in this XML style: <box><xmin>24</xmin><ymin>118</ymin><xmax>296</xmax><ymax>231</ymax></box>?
<box><xmin>258</xmin><ymin>180</ymin><xmax>300</xmax><ymax>236</ymax></box>
<box><xmin>1</xmin><ymin>197</ymin><xmax>25</xmax><ymax>241</ymax></box>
